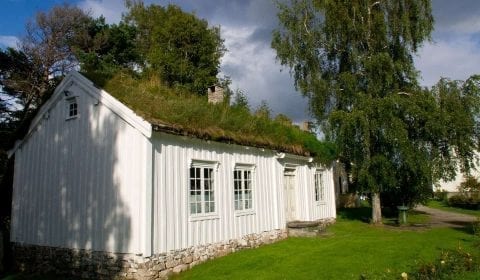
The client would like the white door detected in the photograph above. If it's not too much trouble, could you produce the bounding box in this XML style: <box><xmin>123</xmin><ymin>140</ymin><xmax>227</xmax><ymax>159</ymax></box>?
<box><xmin>284</xmin><ymin>169</ymin><xmax>296</xmax><ymax>222</ymax></box>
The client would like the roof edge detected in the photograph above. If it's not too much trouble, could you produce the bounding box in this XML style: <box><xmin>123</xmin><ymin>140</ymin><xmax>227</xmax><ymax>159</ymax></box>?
<box><xmin>8</xmin><ymin>71</ymin><xmax>152</xmax><ymax>157</ymax></box>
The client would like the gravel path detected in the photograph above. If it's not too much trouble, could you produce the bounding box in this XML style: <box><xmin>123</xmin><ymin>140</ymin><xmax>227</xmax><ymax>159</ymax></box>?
<box><xmin>415</xmin><ymin>205</ymin><xmax>478</xmax><ymax>228</ymax></box>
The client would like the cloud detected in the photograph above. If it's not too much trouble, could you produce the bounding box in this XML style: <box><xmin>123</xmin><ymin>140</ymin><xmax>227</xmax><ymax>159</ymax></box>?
<box><xmin>78</xmin><ymin>0</ymin><xmax>126</xmax><ymax>23</ymax></box>
<box><xmin>415</xmin><ymin>35</ymin><xmax>480</xmax><ymax>87</ymax></box>
<box><xmin>432</xmin><ymin>0</ymin><xmax>480</xmax><ymax>34</ymax></box>
<box><xmin>0</xmin><ymin>35</ymin><xmax>19</xmax><ymax>49</ymax></box>
<box><xmin>221</xmin><ymin>25</ymin><xmax>310</xmax><ymax>122</ymax></box>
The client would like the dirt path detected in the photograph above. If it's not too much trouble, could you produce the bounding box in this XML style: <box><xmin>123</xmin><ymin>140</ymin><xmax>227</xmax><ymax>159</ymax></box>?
<box><xmin>415</xmin><ymin>205</ymin><xmax>478</xmax><ymax>228</ymax></box>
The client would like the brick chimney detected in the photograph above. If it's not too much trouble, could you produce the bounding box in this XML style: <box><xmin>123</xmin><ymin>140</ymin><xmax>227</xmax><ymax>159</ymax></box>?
<box><xmin>207</xmin><ymin>85</ymin><xmax>224</xmax><ymax>104</ymax></box>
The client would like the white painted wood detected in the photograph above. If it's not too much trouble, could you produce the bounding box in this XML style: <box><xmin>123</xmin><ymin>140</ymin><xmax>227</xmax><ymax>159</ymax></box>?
<box><xmin>10</xmin><ymin>80</ymin><xmax>148</xmax><ymax>254</ymax></box>
<box><xmin>284</xmin><ymin>172</ymin><xmax>296</xmax><ymax>221</ymax></box>
<box><xmin>151</xmin><ymin>133</ymin><xmax>337</xmax><ymax>254</ymax></box>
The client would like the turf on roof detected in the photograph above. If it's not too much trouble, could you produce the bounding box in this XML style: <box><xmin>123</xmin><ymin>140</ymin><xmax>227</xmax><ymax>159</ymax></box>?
<box><xmin>89</xmin><ymin>71</ymin><xmax>336</xmax><ymax>163</ymax></box>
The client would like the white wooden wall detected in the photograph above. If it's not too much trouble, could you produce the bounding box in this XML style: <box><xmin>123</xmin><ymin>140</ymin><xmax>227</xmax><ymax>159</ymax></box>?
<box><xmin>152</xmin><ymin>133</ymin><xmax>336</xmax><ymax>254</ymax></box>
<box><xmin>293</xmin><ymin>165</ymin><xmax>336</xmax><ymax>221</ymax></box>
<box><xmin>11</xmin><ymin>82</ymin><xmax>148</xmax><ymax>254</ymax></box>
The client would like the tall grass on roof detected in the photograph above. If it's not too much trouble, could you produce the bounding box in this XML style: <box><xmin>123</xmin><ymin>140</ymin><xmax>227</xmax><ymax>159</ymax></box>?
<box><xmin>91</xmin><ymin>71</ymin><xmax>336</xmax><ymax>163</ymax></box>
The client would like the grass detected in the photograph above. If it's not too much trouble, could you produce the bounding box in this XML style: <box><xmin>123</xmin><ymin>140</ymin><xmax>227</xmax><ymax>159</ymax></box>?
<box><xmin>86</xmin><ymin>71</ymin><xmax>337</xmax><ymax>163</ymax></box>
<box><xmin>427</xmin><ymin>200</ymin><xmax>480</xmax><ymax>217</ymax></box>
<box><xmin>174</xmin><ymin>208</ymin><xmax>479</xmax><ymax>280</ymax></box>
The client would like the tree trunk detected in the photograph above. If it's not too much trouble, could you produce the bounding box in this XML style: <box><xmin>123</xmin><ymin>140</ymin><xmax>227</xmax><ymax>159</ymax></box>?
<box><xmin>371</xmin><ymin>192</ymin><xmax>382</xmax><ymax>224</ymax></box>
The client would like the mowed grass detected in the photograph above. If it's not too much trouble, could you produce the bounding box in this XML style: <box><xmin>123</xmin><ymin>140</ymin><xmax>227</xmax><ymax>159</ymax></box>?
<box><xmin>427</xmin><ymin>200</ymin><xmax>480</xmax><ymax>217</ymax></box>
<box><xmin>174</xmin><ymin>208</ymin><xmax>479</xmax><ymax>280</ymax></box>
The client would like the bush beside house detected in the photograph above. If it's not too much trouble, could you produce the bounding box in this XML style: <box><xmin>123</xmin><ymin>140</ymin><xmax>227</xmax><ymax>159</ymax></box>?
<box><xmin>447</xmin><ymin>177</ymin><xmax>480</xmax><ymax>210</ymax></box>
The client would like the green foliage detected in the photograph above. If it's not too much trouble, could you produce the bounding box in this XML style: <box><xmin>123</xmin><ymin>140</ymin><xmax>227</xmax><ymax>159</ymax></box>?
<box><xmin>459</xmin><ymin>176</ymin><xmax>480</xmax><ymax>194</ymax></box>
<box><xmin>433</xmin><ymin>189</ymin><xmax>449</xmax><ymax>203</ymax></box>
<box><xmin>272</xmin><ymin>0</ymin><xmax>480</xmax><ymax>212</ymax></box>
<box><xmin>125</xmin><ymin>2</ymin><xmax>226</xmax><ymax>95</ymax></box>
<box><xmin>408</xmin><ymin>248</ymin><xmax>480</xmax><ymax>280</ymax></box>
<box><xmin>95</xmin><ymin>72</ymin><xmax>336</xmax><ymax>162</ymax></box>
<box><xmin>448</xmin><ymin>195</ymin><xmax>480</xmax><ymax>210</ymax></box>
<box><xmin>71</xmin><ymin>17</ymin><xmax>140</xmax><ymax>85</ymax></box>
<box><xmin>473</xmin><ymin>218</ymin><xmax>480</xmax><ymax>240</ymax></box>
<box><xmin>446</xmin><ymin>177</ymin><xmax>480</xmax><ymax>210</ymax></box>
<box><xmin>231</xmin><ymin>90</ymin><xmax>249</xmax><ymax>110</ymax></box>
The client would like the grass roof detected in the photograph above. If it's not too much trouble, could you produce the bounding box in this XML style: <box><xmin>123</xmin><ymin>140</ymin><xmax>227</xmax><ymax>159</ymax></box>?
<box><xmin>86</xmin><ymin>71</ymin><xmax>337</xmax><ymax>163</ymax></box>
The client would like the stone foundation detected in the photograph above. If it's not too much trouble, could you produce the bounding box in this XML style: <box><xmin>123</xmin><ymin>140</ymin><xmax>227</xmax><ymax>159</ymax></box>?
<box><xmin>13</xmin><ymin>229</ymin><xmax>287</xmax><ymax>279</ymax></box>
<box><xmin>287</xmin><ymin>218</ymin><xmax>336</xmax><ymax>237</ymax></box>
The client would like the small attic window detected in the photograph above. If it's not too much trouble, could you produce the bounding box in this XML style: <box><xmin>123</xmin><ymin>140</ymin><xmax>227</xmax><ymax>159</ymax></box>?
<box><xmin>66</xmin><ymin>97</ymin><xmax>78</xmax><ymax>119</ymax></box>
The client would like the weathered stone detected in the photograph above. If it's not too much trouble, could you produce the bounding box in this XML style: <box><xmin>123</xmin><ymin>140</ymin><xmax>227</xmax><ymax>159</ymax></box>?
<box><xmin>152</xmin><ymin>263</ymin><xmax>166</xmax><ymax>271</ymax></box>
<box><xmin>158</xmin><ymin>268</ymin><xmax>173</xmax><ymax>279</ymax></box>
<box><xmin>165</xmin><ymin>259</ymin><xmax>178</xmax><ymax>269</ymax></box>
<box><xmin>182</xmin><ymin>255</ymin><xmax>193</xmax><ymax>264</ymax></box>
<box><xmin>12</xmin><ymin>228</ymin><xmax>291</xmax><ymax>279</ymax></box>
<box><xmin>172</xmin><ymin>264</ymin><xmax>188</xmax><ymax>274</ymax></box>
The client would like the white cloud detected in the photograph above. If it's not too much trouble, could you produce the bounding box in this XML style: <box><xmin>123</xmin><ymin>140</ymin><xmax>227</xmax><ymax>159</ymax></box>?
<box><xmin>415</xmin><ymin>36</ymin><xmax>480</xmax><ymax>87</ymax></box>
<box><xmin>0</xmin><ymin>35</ymin><xmax>19</xmax><ymax>49</ymax></box>
<box><xmin>78</xmin><ymin>0</ymin><xmax>126</xmax><ymax>24</ymax></box>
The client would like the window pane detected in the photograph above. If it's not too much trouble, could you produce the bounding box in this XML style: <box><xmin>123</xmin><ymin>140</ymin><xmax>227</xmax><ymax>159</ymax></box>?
<box><xmin>234</xmin><ymin>168</ymin><xmax>254</xmax><ymax>211</ymax></box>
<box><xmin>189</xmin><ymin>165</ymin><xmax>217</xmax><ymax>215</ymax></box>
<box><xmin>235</xmin><ymin>200</ymin><xmax>241</xmax><ymax>210</ymax></box>
<box><xmin>245</xmin><ymin>189</ymin><xmax>252</xmax><ymax>209</ymax></box>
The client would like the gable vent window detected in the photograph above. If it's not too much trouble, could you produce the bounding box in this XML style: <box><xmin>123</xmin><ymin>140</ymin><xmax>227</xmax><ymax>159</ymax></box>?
<box><xmin>66</xmin><ymin>97</ymin><xmax>78</xmax><ymax>119</ymax></box>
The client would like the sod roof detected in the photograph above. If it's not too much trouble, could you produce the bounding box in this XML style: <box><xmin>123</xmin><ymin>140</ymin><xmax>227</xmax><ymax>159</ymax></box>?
<box><xmin>89</xmin><ymin>72</ymin><xmax>336</xmax><ymax>163</ymax></box>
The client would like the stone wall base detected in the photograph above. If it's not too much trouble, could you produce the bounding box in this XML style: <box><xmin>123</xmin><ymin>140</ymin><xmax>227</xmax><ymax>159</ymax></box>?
<box><xmin>13</xmin><ymin>229</ymin><xmax>287</xmax><ymax>279</ymax></box>
<box><xmin>287</xmin><ymin>218</ymin><xmax>336</xmax><ymax>237</ymax></box>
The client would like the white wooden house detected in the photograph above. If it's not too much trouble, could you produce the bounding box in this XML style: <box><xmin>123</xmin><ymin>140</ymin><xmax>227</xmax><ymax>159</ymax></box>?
<box><xmin>9</xmin><ymin>72</ymin><xmax>336</xmax><ymax>278</ymax></box>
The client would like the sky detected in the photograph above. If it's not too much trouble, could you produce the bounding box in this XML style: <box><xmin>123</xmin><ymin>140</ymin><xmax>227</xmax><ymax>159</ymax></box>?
<box><xmin>1</xmin><ymin>0</ymin><xmax>480</xmax><ymax>123</ymax></box>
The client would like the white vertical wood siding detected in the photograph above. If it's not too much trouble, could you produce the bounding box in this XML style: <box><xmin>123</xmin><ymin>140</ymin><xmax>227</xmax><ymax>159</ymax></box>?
<box><xmin>294</xmin><ymin>165</ymin><xmax>336</xmax><ymax>221</ymax></box>
<box><xmin>152</xmin><ymin>133</ymin><xmax>336</xmax><ymax>254</ymax></box>
<box><xmin>11</xmin><ymin>83</ymin><xmax>147</xmax><ymax>254</ymax></box>
<box><xmin>153</xmin><ymin>134</ymin><xmax>278</xmax><ymax>253</ymax></box>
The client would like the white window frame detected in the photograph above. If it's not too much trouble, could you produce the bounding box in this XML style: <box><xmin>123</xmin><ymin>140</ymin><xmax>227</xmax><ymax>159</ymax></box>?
<box><xmin>188</xmin><ymin>160</ymin><xmax>219</xmax><ymax>220</ymax></box>
<box><xmin>65</xmin><ymin>97</ymin><xmax>79</xmax><ymax>120</ymax></box>
<box><xmin>314</xmin><ymin>169</ymin><xmax>325</xmax><ymax>203</ymax></box>
<box><xmin>233</xmin><ymin>163</ymin><xmax>255</xmax><ymax>215</ymax></box>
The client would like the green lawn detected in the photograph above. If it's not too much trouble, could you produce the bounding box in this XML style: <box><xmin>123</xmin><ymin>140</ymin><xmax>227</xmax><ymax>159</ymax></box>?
<box><xmin>175</xmin><ymin>208</ymin><xmax>479</xmax><ymax>280</ymax></box>
<box><xmin>427</xmin><ymin>200</ymin><xmax>480</xmax><ymax>217</ymax></box>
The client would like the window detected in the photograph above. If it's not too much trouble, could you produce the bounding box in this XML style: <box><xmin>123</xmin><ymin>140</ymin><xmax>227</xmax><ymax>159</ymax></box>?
<box><xmin>234</xmin><ymin>166</ymin><xmax>253</xmax><ymax>211</ymax></box>
<box><xmin>66</xmin><ymin>97</ymin><xmax>78</xmax><ymax>119</ymax></box>
<box><xmin>314</xmin><ymin>170</ymin><xmax>324</xmax><ymax>202</ymax></box>
<box><xmin>189</xmin><ymin>163</ymin><xmax>215</xmax><ymax>215</ymax></box>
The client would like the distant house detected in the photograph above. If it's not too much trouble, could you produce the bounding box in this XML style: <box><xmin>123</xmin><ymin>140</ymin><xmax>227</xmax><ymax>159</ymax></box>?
<box><xmin>435</xmin><ymin>164</ymin><xmax>480</xmax><ymax>195</ymax></box>
<box><xmin>8</xmin><ymin>72</ymin><xmax>336</xmax><ymax>279</ymax></box>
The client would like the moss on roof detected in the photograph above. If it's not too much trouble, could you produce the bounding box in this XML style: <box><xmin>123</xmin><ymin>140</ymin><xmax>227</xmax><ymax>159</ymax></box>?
<box><xmin>88</xmin><ymin>71</ymin><xmax>337</xmax><ymax>163</ymax></box>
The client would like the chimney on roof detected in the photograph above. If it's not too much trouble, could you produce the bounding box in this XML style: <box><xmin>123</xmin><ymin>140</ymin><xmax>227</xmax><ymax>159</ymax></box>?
<box><xmin>301</xmin><ymin>121</ymin><xmax>313</xmax><ymax>132</ymax></box>
<box><xmin>208</xmin><ymin>85</ymin><xmax>224</xmax><ymax>104</ymax></box>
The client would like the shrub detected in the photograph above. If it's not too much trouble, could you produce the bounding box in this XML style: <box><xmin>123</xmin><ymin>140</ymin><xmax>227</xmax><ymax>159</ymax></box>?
<box><xmin>433</xmin><ymin>189</ymin><xmax>448</xmax><ymax>202</ymax></box>
<box><xmin>408</xmin><ymin>247</ymin><xmax>480</xmax><ymax>280</ymax></box>
<box><xmin>459</xmin><ymin>176</ymin><xmax>480</xmax><ymax>194</ymax></box>
<box><xmin>472</xmin><ymin>218</ymin><xmax>480</xmax><ymax>247</ymax></box>
<box><xmin>448</xmin><ymin>195</ymin><xmax>480</xmax><ymax>210</ymax></box>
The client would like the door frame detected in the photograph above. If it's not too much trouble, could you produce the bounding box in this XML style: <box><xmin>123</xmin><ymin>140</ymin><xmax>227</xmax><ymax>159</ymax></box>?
<box><xmin>284</xmin><ymin>167</ymin><xmax>297</xmax><ymax>222</ymax></box>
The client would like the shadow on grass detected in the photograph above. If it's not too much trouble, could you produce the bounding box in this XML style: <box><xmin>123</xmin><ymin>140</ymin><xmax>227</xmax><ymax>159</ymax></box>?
<box><xmin>337</xmin><ymin>207</ymin><xmax>372</xmax><ymax>223</ymax></box>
